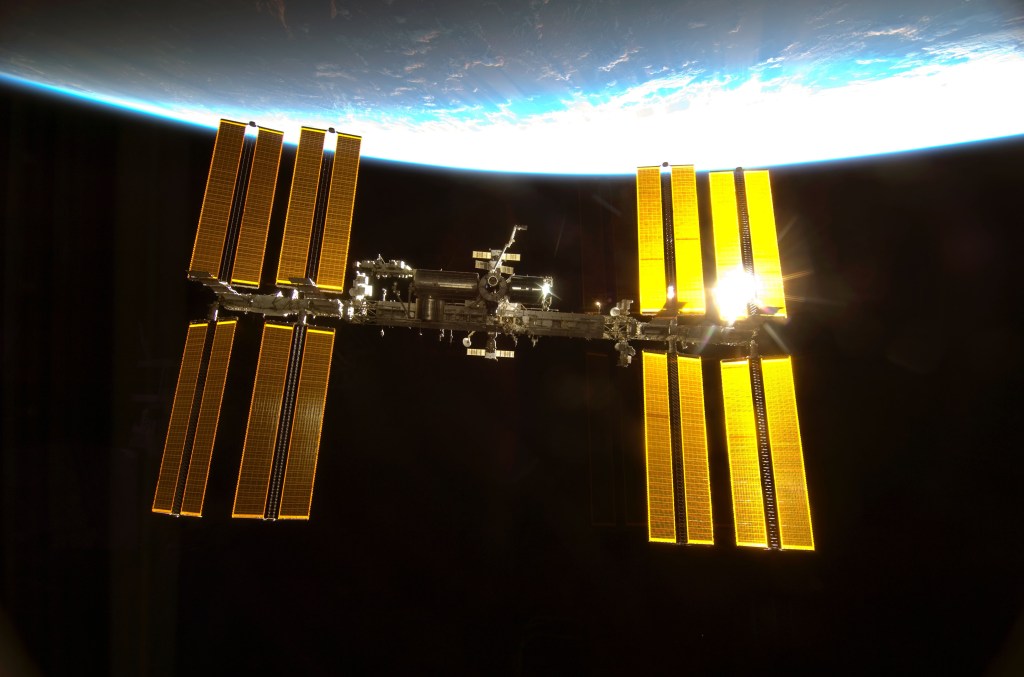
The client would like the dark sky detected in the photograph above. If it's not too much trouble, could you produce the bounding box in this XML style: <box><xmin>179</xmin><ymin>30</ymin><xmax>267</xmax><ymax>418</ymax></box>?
<box><xmin>3</xmin><ymin>82</ymin><xmax>1024</xmax><ymax>676</ymax></box>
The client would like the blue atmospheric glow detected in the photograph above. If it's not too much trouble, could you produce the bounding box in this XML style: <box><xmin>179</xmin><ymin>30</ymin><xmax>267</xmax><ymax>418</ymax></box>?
<box><xmin>2</xmin><ymin>1</ymin><xmax>1022</xmax><ymax>174</ymax></box>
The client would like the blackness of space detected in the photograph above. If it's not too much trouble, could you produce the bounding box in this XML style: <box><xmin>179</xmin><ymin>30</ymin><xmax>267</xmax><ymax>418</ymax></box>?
<box><xmin>2</xmin><ymin>83</ymin><xmax>1023</xmax><ymax>676</ymax></box>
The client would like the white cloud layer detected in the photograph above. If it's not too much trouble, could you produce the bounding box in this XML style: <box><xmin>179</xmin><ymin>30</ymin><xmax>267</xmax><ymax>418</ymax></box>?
<box><xmin>4</xmin><ymin>46</ymin><xmax>1023</xmax><ymax>174</ymax></box>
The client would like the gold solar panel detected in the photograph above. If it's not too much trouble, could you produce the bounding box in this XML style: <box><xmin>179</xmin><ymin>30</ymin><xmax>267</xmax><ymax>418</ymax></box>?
<box><xmin>677</xmin><ymin>355</ymin><xmax>713</xmax><ymax>544</ymax></box>
<box><xmin>315</xmin><ymin>133</ymin><xmax>361</xmax><ymax>292</ymax></box>
<box><xmin>761</xmin><ymin>357</ymin><xmax>814</xmax><ymax>550</ymax></box>
<box><xmin>709</xmin><ymin>171</ymin><xmax>747</xmax><ymax>318</ymax></box>
<box><xmin>233</xmin><ymin>323</ymin><xmax>293</xmax><ymax>518</ymax></box>
<box><xmin>277</xmin><ymin>127</ymin><xmax>325</xmax><ymax>286</ymax></box>
<box><xmin>670</xmin><ymin>166</ymin><xmax>705</xmax><ymax>315</ymax></box>
<box><xmin>636</xmin><ymin>166</ymin><xmax>667</xmax><ymax>315</ymax></box>
<box><xmin>642</xmin><ymin>352</ymin><xmax>676</xmax><ymax>542</ymax></box>
<box><xmin>278</xmin><ymin>328</ymin><xmax>335</xmax><ymax>519</ymax></box>
<box><xmin>190</xmin><ymin>120</ymin><xmax>246</xmax><ymax>278</ymax></box>
<box><xmin>153</xmin><ymin>323</ymin><xmax>208</xmax><ymax>513</ymax></box>
<box><xmin>179</xmin><ymin>320</ymin><xmax>237</xmax><ymax>517</ymax></box>
<box><xmin>230</xmin><ymin>128</ymin><xmax>284</xmax><ymax>287</ymax></box>
<box><xmin>744</xmin><ymin>170</ymin><xmax>787</xmax><ymax>317</ymax></box>
<box><xmin>720</xmin><ymin>359</ymin><xmax>767</xmax><ymax>547</ymax></box>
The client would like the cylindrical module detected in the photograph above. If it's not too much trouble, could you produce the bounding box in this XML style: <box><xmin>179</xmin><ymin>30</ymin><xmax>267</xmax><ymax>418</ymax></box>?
<box><xmin>416</xmin><ymin>297</ymin><xmax>446</xmax><ymax>321</ymax></box>
<box><xmin>412</xmin><ymin>270</ymin><xmax>480</xmax><ymax>301</ymax></box>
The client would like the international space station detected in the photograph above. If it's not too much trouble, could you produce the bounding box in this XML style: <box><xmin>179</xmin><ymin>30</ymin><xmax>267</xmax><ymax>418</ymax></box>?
<box><xmin>152</xmin><ymin>119</ymin><xmax>814</xmax><ymax>551</ymax></box>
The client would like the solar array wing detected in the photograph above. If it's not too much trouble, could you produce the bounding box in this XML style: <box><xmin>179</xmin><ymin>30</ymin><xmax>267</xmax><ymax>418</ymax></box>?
<box><xmin>233</xmin><ymin>323</ymin><xmax>293</xmax><ymax>518</ymax></box>
<box><xmin>277</xmin><ymin>128</ymin><xmax>326</xmax><ymax>286</ymax></box>
<box><xmin>277</xmin><ymin>328</ymin><xmax>335</xmax><ymax>519</ymax></box>
<box><xmin>229</xmin><ymin>127</ymin><xmax>284</xmax><ymax>288</ymax></box>
<box><xmin>153</xmin><ymin>320</ymin><xmax>237</xmax><ymax>516</ymax></box>
<box><xmin>276</xmin><ymin>128</ymin><xmax>362</xmax><ymax>292</ymax></box>
<box><xmin>719</xmin><ymin>357</ymin><xmax>815</xmax><ymax>549</ymax></box>
<box><xmin>720</xmin><ymin>359</ymin><xmax>769</xmax><ymax>547</ymax></box>
<box><xmin>154</xmin><ymin>120</ymin><xmax>359</xmax><ymax>521</ymax></box>
<box><xmin>190</xmin><ymin>121</ymin><xmax>246</xmax><ymax>278</ymax></box>
<box><xmin>761</xmin><ymin>357</ymin><xmax>814</xmax><ymax>550</ymax></box>
<box><xmin>636</xmin><ymin>165</ymin><xmax>708</xmax><ymax>316</ymax></box>
<box><xmin>153</xmin><ymin>323</ymin><xmax>208</xmax><ymax>513</ymax></box>
<box><xmin>315</xmin><ymin>134</ymin><xmax>361</xmax><ymax>292</ymax></box>
<box><xmin>638</xmin><ymin>350</ymin><xmax>809</xmax><ymax>550</ymax></box>
<box><xmin>641</xmin><ymin>352</ymin><xmax>716</xmax><ymax>545</ymax></box>
<box><xmin>670</xmin><ymin>166</ymin><xmax>705</xmax><ymax>315</ymax></box>
<box><xmin>636</xmin><ymin>167</ymin><xmax>667</xmax><ymax>315</ymax></box>
<box><xmin>677</xmin><ymin>355</ymin><xmax>713</xmax><ymax>544</ymax></box>
<box><xmin>710</xmin><ymin>169</ymin><xmax>788</xmax><ymax>319</ymax></box>
<box><xmin>179</xmin><ymin>320</ymin><xmax>237</xmax><ymax>516</ymax></box>
<box><xmin>709</xmin><ymin>171</ymin><xmax>744</xmax><ymax>312</ymax></box>
<box><xmin>466</xmin><ymin>348</ymin><xmax>515</xmax><ymax>358</ymax></box>
<box><xmin>743</xmin><ymin>170</ymin><xmax>786</xmax><ymax>317</ymax></box>
<box><xmin>642</xmin><ymin>352</ymin><xmax>676</xmax><ymax>542</ymax></box>
<box><xmin>626</xmin><ymin>162</ymin><xmax>814</xmax><ymax>551</ymax></box>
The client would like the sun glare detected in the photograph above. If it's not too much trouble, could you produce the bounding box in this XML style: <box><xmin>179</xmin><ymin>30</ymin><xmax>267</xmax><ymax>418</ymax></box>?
<box><xmin>713</xmin><ymin>269</ymin><xmax>760</xmax><ymax>323</ymax></box>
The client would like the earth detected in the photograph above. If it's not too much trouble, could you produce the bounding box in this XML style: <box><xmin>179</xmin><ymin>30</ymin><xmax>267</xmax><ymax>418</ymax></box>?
<box><xmin>1</xmin><ymin>0</ymin><xmax>1022</xmax><ymax>173</ymax></box>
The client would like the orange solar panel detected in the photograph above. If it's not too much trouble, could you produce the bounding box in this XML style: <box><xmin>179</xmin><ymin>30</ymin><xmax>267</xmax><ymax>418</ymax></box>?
<box><xmin>278</xmin><ymin>328</ymin><xmax>335</xmax><ymax>519</ymax></box>
<box><xmin>677</xmin><ymin>355</ymin><xmax>713</xmax><ymax>544</ymax></box>
<box><xmin>721</xmin><ymin>359</ymin><xmax>768</xmax><ymax>548</ymax></box>
<box><xmin>190</xmin><ymin>120</ymin><xmax>245</xmax><ymax>278</ymax></box>
<box><xmin>277</xmin><ymin>128</ymin><xmax>325</xmax><ymax>286</ymax></box>
<box><xmin>636</xmin><ymin>166</ymin><xmax>667</xmax><ymax>315</ymax></box>
<box><xmin>670</xmin><ymin>166</ymin><xmax>705</xmax><ymax>315</ymax></box>
<box><xmin>179</xmin><ymin>320</ymin><xmax>237</xmax><ymax>516</ymax></box>
<box><xmin>744</xmin><ymin>170</ymin><xmax>787</xmax><ymax>317</ymax></box>
<box><xmin>233</xmin><ymin>323</ymin><xmax>293</xmax><ymax>518</ymax></box>
<box><xmin>762</xmin><ymin>357</ymin><xmax>814</xmax><ymax>550</ymax></box>
<box><xmin>315</xmin><ymin>133</ymin><xmax>361</xmax><ymax>292</ymax></box>
<box><xmin>230</xmin><ymin>127</ymin><xmax>284</xmax><ymax>288</ymax></box>
<box><xmin>709</xmin><ymin>171</ymin><xmax>748</xmax><ymax>321</ymax></box>
<box><xmin>642</xmin><ymin>352</ymin><xmax>676</xmax><ymax>542</ymax></box>
<box><xmin>153</xmin><ymin>323</ymin><xmax>208</xmax><ymax>513</ymax></box>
